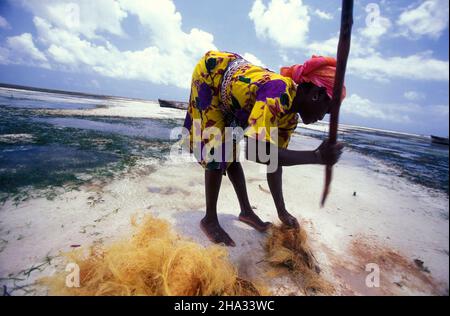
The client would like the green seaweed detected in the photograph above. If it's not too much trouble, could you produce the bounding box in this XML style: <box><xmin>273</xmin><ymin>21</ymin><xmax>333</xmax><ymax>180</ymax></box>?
<box><xmin>0</xmin><ymin>106</ymin><xmax>182</xmax><ymax>205</ymax></box>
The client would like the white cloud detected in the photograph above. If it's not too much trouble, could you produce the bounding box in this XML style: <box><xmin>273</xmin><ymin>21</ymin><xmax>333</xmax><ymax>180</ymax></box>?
<box><xmin>20</xmin><ymin>0</ymin><xmax>128</xmax><ymax>39</ymax></box>
<box><xmin>342</xmin><ymin>94</ymin><xmax>448</xmax><ymax>127</ymax></box>
<box><xmin>243</xmin><ymin>52</ymin><xmax>267</xmax><ymax>68</ymax></box>
<box><xmin>303</xmin><ymin>5</ymin><xmax>448</xmax><ymax>84</ymax></box>
<box><xmin>313</xmin><ymin>9</ymin><xmax>333</xmax><ymax>20</ymax></box>
<box><xmin>397</xmin><ymin>0</ymin><xmax>449</xmax><ymax>39</ymax></box>
<box><xmin>342</xmin><ymin>94</ymin><xmax>408</xmax><ymax>123</ymax></box>
<box><xmin>276</xmin><ymin>2</ymin><xmax>448</xmax><ymax>84</ymax></box>
<box><xmin>0</xmin><ymin>15</ymin><xmax>11</xmax><ymax>29</ymax></box>
<box><xmin>306</xmin><ymin>36</ymin><xmax>338</xmax><ymax>56</ymax></box>
<box><xmin>304</xmin><ymin>28</ymin><xmax>448</xmax><ymax>83</ymax></box>
<box><xmin>348</xmin><ymin>51</ymin><xmax>449</xmax><ymax>82</ymax></box>
<box><xmin>47</xmin><ymin>44</ymin><xmax>78</xmax><ymax>65</ymax></box>
<box><xmin>404</xmin><ymin>91</ymin><xmax>425</xmax><ymax>101</ymax></box>
<box><xmin>1</xmin><ymin>0</ymin><xmax>217</xmax><ymax>89</ymax></box>
<box><xmin>306</xmin><ymin>33</ymin><xmax>376</xmax><ymax>58</ymax></box>
<box><xmin>304</xmin><ymin>35</ymin><xmax>449</xmax><ymax>83</ymax></box>
<box><xmin>249</xmin><ymin>0</ymin><xmax>310</xmax><ymax>48</ymax></box>
<box><xmin>118</xmin><ymin>0</ymin><xmax>216</xmax><ymax>56</ymax></box>
<box><xmin>1</xmin><ymin>33</ymin><xmax>50</xmax><ymax>68</ymax></box>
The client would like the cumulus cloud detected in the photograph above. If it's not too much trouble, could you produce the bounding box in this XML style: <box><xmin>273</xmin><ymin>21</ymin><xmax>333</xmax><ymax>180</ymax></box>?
<box><xmin>1</xmin><ymin>0</ymin><xmax>217</xmax><ymax>89</ymax></box>
<box><xmin>0</xmin><ymin>33</ymin><xmax>50</xmax><ymax>68</ymax></box>
<box><xmin>249</xmin><ymin>0</ymin><xmax>310</xmax><ymax>48</ymax></box>
<box><xmin>20</xmin><ymin>0</ymin><xmax>128</xmax><ymax>39</ymax></box>
<box><xmin>0</xmin><ymin>15</ymin><xmax>11</xmax><ymax>29</ymax></box>
<box><xmin>6</xmin><ymin>33</ymin><xmax>47</xmax><ymax>62</ymax></box>
<box><xmin>397</xmin><ymin>0</ymin><xmax>449</xmax><ymax>39</ymax></box>
<box><xmin>118</xmin><ymin>0</ymin><xmax>215</xmax><ymax>55</ymax></box>
<box><xmin>243</xmin><ymin>52</ymin><xmax>267</xmax><ymax>68</ymax></box>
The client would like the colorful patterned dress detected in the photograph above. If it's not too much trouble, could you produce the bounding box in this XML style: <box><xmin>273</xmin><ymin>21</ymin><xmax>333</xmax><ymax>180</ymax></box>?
<box><xmin>182</xmin><ymin>50</ymin><xmax>299</xmax><ymax>173</ymax></box>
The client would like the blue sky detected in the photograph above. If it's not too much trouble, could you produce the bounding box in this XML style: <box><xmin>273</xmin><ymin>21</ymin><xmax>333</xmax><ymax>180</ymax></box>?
<box><xmin>0</xmin><ymin>0</ymin><xmax>448</xmax><ymax>136</ymax></box>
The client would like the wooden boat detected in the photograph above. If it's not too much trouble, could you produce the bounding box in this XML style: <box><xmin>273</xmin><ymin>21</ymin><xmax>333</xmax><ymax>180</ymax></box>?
<box><xmin>431</xmin><ymin>135</ymin><xmax>449</xmax><ymax>145</ymax></box>
<box><xmin>158</xmin><ymin>99</ymin><xmax>188</xmax><ymax>110</ymax></box>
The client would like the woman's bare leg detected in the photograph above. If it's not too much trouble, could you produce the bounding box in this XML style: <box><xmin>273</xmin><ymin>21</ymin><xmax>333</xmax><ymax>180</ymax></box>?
<box><xmin>200</xmin><ymin>169</ymin><xmax>236</xmax><ymax>247</ymax></box>
<box><xmin>266</xmin><ymin>166</ymin><xmax>299</xmax><ymax>228</ymax></box>
<box><xmin>227</xmin><ymin>162</ymin><xmax>272</xmax><ymax>232</ymax></box>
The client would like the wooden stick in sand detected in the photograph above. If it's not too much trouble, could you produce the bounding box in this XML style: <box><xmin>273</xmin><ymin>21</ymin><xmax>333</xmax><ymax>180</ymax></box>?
<box><xmin>320</xmin><ymin>0</ymin><xmax>353</xmax><ymax>207</ymax></box>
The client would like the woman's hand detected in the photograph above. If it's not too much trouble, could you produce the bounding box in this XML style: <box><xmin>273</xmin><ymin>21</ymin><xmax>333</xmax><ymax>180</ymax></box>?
<box><xmin>314</xmin><ymin>139</ymin><xmax>344</xmax><ymax>165</ymax></box>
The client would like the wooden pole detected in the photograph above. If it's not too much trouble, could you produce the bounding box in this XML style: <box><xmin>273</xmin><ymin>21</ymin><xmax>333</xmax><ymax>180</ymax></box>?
<box><xmin>320</xmin><ymin>0</ymin><xmax>354</xmax><ymax>207</ymax></box>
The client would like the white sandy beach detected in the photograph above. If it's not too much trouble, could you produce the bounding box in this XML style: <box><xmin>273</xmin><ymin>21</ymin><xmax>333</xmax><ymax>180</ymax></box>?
<box><xmin>0</xmin><ymin>101</ymin><xmax>448</xmax><ymax>296</ymax></box>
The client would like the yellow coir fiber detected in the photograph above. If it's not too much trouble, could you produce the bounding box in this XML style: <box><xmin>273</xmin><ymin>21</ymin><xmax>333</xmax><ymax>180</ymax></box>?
<box><xmin>265</xmin><ymin>225</ymin><xmax>334</xmax><ymax>295</ymax></box>
<box><xmin>42</xmin><ymin>216</ymin><xmax>262</xmax><ymax>296</ymax></box>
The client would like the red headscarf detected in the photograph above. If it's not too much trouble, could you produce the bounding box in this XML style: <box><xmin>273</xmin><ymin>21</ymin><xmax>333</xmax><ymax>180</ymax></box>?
<box><xmin>280</xmin><ymin>55</ymin><xmax>346</xmax><ymax>100</ymax></box>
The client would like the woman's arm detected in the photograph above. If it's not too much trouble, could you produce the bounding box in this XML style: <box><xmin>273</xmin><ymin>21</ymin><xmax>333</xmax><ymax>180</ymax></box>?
<box><xmin>244</xmin><ymin>137</ymin><xmax>342</xmax><ymax>167</ymax></box>
<box><xmin>277</xmin><ymin>146</ymin><xmax>319</xmax><ymax>166</ymax></box>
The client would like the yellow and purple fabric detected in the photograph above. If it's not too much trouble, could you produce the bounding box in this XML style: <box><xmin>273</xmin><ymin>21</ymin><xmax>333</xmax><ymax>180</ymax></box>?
<box><xmin>182</xmin><ymin>50</ymin><xmax>299</xmax><ymax>173</ymax></box>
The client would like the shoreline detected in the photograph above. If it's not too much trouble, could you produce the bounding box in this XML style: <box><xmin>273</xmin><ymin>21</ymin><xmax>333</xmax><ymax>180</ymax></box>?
<box><xmin>0</xmin><ymin>83</ymin><xmax>153</xmax><ymax>102</ymax></box>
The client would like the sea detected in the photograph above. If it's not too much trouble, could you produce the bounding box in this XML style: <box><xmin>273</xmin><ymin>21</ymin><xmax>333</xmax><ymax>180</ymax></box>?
<box><xmin>0</xmin><ymin>86</ymin><xmax>448</xmax><ymax>203</ymax></box>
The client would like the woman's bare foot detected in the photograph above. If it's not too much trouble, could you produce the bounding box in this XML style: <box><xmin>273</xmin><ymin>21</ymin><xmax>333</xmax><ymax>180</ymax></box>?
<box><xmin>239</xmin><ymin>211</ymin><xmax>272</xmax><ymax>232</ymax></box>
<box><xmin>278</xmin><ymin>211</ymin><xmax>300</xmax><ymax>229</ymax></box>
<box><xmin>200</xmin><ymin>217</ymin><xmax>236</xmax><ymax>247</ymax></box>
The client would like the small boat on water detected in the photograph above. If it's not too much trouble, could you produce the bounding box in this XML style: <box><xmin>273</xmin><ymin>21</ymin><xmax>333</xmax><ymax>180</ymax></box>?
<box><xmin>431</xmin><ymin>135</ymin><xmax>449</xmax><ymax>145</ymax></box>
<box><xmin>158</xmin><ymin>99</ymin><xmax>188</xmax><ymax>110</ymax></box>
